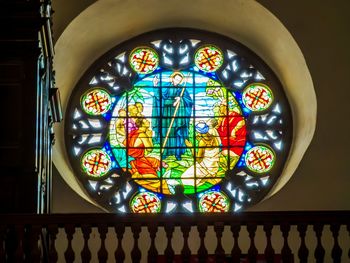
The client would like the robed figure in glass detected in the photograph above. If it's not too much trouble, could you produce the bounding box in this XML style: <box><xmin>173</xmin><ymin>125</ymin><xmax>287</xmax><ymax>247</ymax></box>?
<box><xmin>152</xmin><ymin>72</ymin><xmax>193</xmax><ymax>160</ymax></box>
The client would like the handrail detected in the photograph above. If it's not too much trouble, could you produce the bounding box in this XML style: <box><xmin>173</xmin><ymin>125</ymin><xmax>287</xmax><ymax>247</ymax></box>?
<box><xmin>1</xmin><ymin>211</ymin><xmax>349</xmax><ymax>225</ymax></box>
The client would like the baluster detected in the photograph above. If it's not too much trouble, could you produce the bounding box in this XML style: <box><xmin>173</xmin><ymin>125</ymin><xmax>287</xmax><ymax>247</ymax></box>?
<box><xmin>0</xmin><ymin>225</ymin><xmax>6</xmax><ymax>262</ymax></box>
<box><xmin>280</xmin><ymin>222</ymin><xmax>293</xmax><ymax>263</ymax></box>
<box><xmin>214</xmin><ymin>222</ymin><xmax>225</xmax><ymax>262</ymax></box>
<box><xmin>164</xmin><ymin>223</ymin><xmax>175</xmax><ymax>263</ymax></box>
<box><xmin>247</xmin><ymin>223</ymin><xmax>258</xmax><ymax>263</ymax></box>
<box><xmin>313</xmin><ymin>223</ymin><xmax>325</xmax><ymax>263</ymax></box>
<box><xmin>98</xmin><ymin>224</ymin><xmax>108</xmax><ymax>263</ymax></box>
<box><xmin>48</xmin><ymin>224</ymin><xmax>59</xmax><ymax>263</ymax></box>
<box><xmin>348</xmin><ymin>224</ymin><xmax>350</xmax><ymax>260</ymax></box>
<box><xmin>81</xmin><ymin>224</ymin><xmax>92</xmax><ymax>263</ymax></box>
<box><xmin>5</xmin><ymin>226</ymin><xmax>16</xmax><ymax>261</ymax></box>
<box><xmin>29</xmin><ymin>225</ymin><xmax>41</xmax><ymax>262</ymax></box>
<box><xmin>231</xmin><ymin>223</ymin><xmax>241</xmax><ymax>263</ymax></box>
<box><xmin>330</xmin><ymin>223</ymin><xmax>342</xmax><ymax>263</ymax></box>
<box><xmin>64</xmin><ymin>224</ymin><xmax>76</xmax><ymax>263</ymax></box>
<box><xmin>147</xmin><ymin>222</ymin><xmax>158</xmax><ymax>263</ymax></box>
<box><xmin>114</xmin><ymin>224</ymin><xmax>125</xmax><ymax>263</ymax></box>
<box><xmin>181</xmin><ymin>222</ymin><xmax>191</xmax><ymax>262</ymax></box>
<box><xmin>197</xmin><ymin>222</ymin><xmax>208</xmax><ymax>263</ymax></box>
<box><xmin>23</xmin><ymin>225</ymin><xmax>30</xmax><ymax>261</ymax></box>
<box><xmin>14</xmin><ymin>225</ymin><xmax>24</xmax><ymax>262</ymax></box>
<box><xmin>297</xmin><ymin>223</ymin><xmax>309</xmax><ymax>263</ymax></box>
<box><xmin>131</xmin><ymin>223</ymin><xmax>142</xmax><ymax>263</ymax></box>
<box><xmin>263</xmin><ymin>223</ymin><xmax>274</xmax><ymax>263</ymax></box>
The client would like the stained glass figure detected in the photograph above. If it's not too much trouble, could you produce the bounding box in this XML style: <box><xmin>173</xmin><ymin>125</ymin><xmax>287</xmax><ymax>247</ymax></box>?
<box><xmin>81</xmin><ymin>89</ymin><xmax>112</xmax><ymax>115</ymax></box>
<box><xmin>81</xmin><ymin>149</ymin><xmax>112</xmax><ymax>177</ymax></box>
<box><xmin>198</xmin><ymin>191</ymin><xmax>229</xmax><ymax>212</ymax></box>
<box><xmin>129</xmin><ymin>47</ymin><xmax>159</xmax><ymax>74</ymax></box>
<box><xmin>194</xmin><ymin>45</ymin><xmax>223</xmax><ymax>72</ymax></box>
<box><xmin>110</xmin><ymin>70</ymin><xmax>246</xmax><ymax>195</ymax></box>
<box><xmin>245</xmin><ymin>145</ymin><xmax>275</xmax><ymax>173</ymax></box>
<box><xmin>242</xmin><ymin>83</ymin><xmax>273</xmax><ymax>111</ymax></box>
<box><xmin>130</xmin><ymin>191</ymin><xmax>161</xmax><ymax>213</ymax></box>
<box><xmin>66</xmin><ymin>29</ymin><xmax>292</xmax><ymax>214</ymax></box>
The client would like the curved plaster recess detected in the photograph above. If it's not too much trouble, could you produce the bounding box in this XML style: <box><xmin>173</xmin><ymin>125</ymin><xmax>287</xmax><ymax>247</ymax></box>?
<box><xmin>53</xmin><ymin>0</ymin><xmax>316</xmax><ymax>209</ymax></box>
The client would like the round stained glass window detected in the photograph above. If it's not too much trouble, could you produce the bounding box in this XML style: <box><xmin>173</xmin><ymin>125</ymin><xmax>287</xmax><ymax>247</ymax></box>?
<box><xmin>129</xmin><ymin>47</ymin><xmax>159</xmax><ymax>74</ymax></box>
<box><xmin>242</xmin><ymin>83</ymin><xmax>273</xmax><ymax>112</ymax></box>
<box><xmin>81</xmin><ymin>149</ymin><xmax>112</xmax><ymax>178</ymax></box>
<box><xmin>130</xmin><ymin>191</ymin><xmax>162</xmax><ymax>213</ymax></box>
<box><xmin>81</xmin><ymin>89</ymin><xmax>112</xmax><ymax>115</ymax></box>
<box><xmin>245</xmin><ymin>145</ymin><xmax>275</xmax><ymax>174</ymax></box>
<box><xmin>198</xmin><ymin>191</ymin><xmax>230</xmax><ymax>213</ymax></box>
<box><xmin>65</xmin><ymin>28</ymin><xmax>292</xmax><ymax>213</ymax></box>
<box><xmin>194</xmin><ymin>45</ymin><xmax>224</xmax><ymax>72</ymax></box>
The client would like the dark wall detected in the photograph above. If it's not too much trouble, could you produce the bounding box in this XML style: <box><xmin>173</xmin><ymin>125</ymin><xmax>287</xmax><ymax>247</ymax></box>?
<box><xmin>253</xmin><ymin>0</ymin><xmax>350</xmax><ymax>210</ymax></box>
<box><xmin>0</xmin><ymin>1</ymin><xmax>54</xmax><ymax>213</ymax></box>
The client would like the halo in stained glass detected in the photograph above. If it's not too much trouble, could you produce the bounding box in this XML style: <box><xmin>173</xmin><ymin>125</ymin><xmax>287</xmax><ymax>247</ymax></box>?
<box><xmin>130</xmin><ymin>191</ymin><xmax>161</xmax><ymax>213</ymax></box>
<box><xmin>245</xmin><ymin>145</ymin><xmax>275</xmax><ymax>174</ymax></box>
<box><xmin>81</xmin><ymin>149</ymin><xmax>112</xmax><ymax>177</ymax></box>
<box><xmin>194</xmin><ymin>45</ymin><xmax>224</xmax><ymax>72</ymax></box>
<box><xmin>198</xmin><ymin>191</ymin><xmax>230</xmax><ymax>213</ymax></box>
<box><xmin>129</xmin><ymin>47</ymin><xmax>159</xmax><ymax>74</ymax></box>
<box><xmin>81</xmin><ymin>89</ymin><xmax>112</xmax><ymax>115</ymax></box>
<box><xmin>242</xmin><ymin>83</ymin><xmax>273</xmax><ymax>112</ymax></box>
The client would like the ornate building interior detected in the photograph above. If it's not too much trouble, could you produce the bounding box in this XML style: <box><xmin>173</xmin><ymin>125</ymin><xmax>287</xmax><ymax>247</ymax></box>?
<box><xmin>0</xmin><ymin>0</ymin><xmax>349</xmax><ymax>262</ymax></box>
<box><xmin>52</xmin><ymin>0</ymin><xmax>350</xmax><ymax>213</ymax></box>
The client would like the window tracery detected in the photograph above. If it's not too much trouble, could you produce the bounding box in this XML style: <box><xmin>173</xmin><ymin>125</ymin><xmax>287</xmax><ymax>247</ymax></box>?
<box><xmin>65</xmin><ymin>29</ymin><xmax>292</xmax><ymax>213</ymax></box>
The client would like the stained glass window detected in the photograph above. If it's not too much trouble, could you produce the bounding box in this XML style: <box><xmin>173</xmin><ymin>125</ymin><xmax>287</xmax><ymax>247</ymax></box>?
<box><xmin>66</xmin><ymin>29</ymin><xmax>292</xmax><ymax>213</ymax></box>
<box><xmin>81</xmin><ymin>89</ymin><xmax>112</xmax><ymax>116</ymax></box>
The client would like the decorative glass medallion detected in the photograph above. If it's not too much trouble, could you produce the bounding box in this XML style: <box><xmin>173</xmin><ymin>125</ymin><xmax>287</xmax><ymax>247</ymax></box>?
<box><xmin>130</xmin><ymin>192</ymin><xmax>161</xmax><ymax>213</ymax></box>
<box><xmin>242</xmin><ymin>83</ymin><xmax>273</xmax><ymax>111</ymax></box>
<box><xmin>129</xmin><ymin>47</ymin><xmax>159</xmax><ymax>74</ymax></box>
<box><xmin>81</xmin><ymin>89</ymin><xmax>112</xmax><ymax>115</ymax></box>
<box><xmin>198</xmin><ymin>191</ymin><xmax>229</xmax><ymax>213</ymax></box>
<box><xmin>194</xmin><ymin>45</ymin><xmax>223</xmax><ymax>72</ymax></box>
<box><xmin>81</xmin><ymin>149</ymin><xmax>112</xmax><ymax>177</ymax></box>
<box><xmin>245</xmin><ymin>145</ymin><xmax>275</xmax><ymax>173</ymax></box>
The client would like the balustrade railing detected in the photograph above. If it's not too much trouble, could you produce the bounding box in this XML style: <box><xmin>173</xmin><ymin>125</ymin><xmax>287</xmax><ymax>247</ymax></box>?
<box><xmin>0</xmin><ymin>211</ymin><xmax>349</xmax><ymax>262</ymax></box>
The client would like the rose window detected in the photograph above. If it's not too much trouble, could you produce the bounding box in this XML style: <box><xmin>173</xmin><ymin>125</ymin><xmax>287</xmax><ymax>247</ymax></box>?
<box><xmin>65</xmin><ymin>29</ymin><xmax>292</xmax><ymax>213</ymax></box>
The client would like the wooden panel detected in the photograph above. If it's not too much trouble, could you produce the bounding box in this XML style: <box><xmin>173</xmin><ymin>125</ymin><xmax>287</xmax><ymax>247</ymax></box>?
<box><xmin>0</xmin><ymin>0</ymin><xmax>57</xmax><ymax>213</ymax></box>
<box><xmin>0</xmin><ymin>64</ymin><xmax>24</xmax><ymax>81</ymax></box>
<box><xmin>0</xmin><ymin>84</ymin><xmax>22</xmax><ymax>148</ymax></box>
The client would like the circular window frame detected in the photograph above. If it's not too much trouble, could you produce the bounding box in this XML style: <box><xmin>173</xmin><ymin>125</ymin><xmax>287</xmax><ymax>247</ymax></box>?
<box><xmin>53</xmin><ymin>0</ymin><xmax>317</xmax><ymax>213</ymax></box>
<box><xmin>64</xmin><ymin>28</ymin><xmax>293</xmax><ymax>213</ymax></box>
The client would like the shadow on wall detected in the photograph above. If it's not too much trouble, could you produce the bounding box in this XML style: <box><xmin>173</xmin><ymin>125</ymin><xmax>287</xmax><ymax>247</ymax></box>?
<box><xmin>53</xmin><ymin>165</ymin><xmax>103</xmax><ymax>213</ymax></box>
